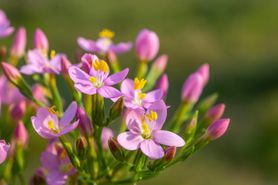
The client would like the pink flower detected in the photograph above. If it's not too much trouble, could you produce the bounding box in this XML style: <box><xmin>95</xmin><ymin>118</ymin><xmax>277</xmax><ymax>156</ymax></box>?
<box><xmin>135</xmin><ymin>29</ymin><xmax>159</xmax><ymax>61</ymax></box>
<box><xmin>10</xmin><ymin>27</ymin><xmax>27</xmax><ymax>58</ymax></box>
<box><xmin>77</xmin><ymin>29</ymin><xmax>131</xmax><ymax>55</ymax></box>
<box><xmin>20</xmin><ymin>49</ymin><xmax>64</xmax><ymax>75</ymax></box>
<box><xmin>40</xmin><ymin>142</ymin><xmax>76</xmax><ymax>185</ymax></box>
<box><xmin>68</xmin><ymin>54</ymin><xmax>128</xmax><ymax>100</ymax></box>
<box><xmin>31</xmin><ymin>102</ymin><xmax>79</xmax><ymax>139</ymax></box>
<box><xmin>121</xmin><ymin>78</ymin><xmax>163</xmax><ymax>110</ymax></box>
<box><xmin>206</xmin><ymin>103</ymin><xmax>225</xmax><ymax>122</ymax></box>
<box><xmin>196</xmin><ymin>63</ymin><xmax>209</xmax><ymax>85</ymax></box>
<box><xmin>117</xmin><ymin>101</ymin><xmax>185</xmax><ymax>159</ymax></box>
<box><xmin>0</xmin><ymin>10</ymin><xmax>14</xmax><ymax>38</ymax></box>
<box><xmin>153</xmin><ymin>55</ymin><xmax>168</xmax><ymax>72</ymax></box>
<box><xmin>206</xmin><ymin>119</ymin><xmax>230</xmax><ymax>140</ymax></box>
<box><xmin>181</xmin><ymin>73</ymin><xmax>204</xmax><ymax>103</ymax></box>
<box><xmin>0</xmin><ymin>140</ymin><xmax>10</xmax><ymax>164</ymax></box>
<box><xmin>155</xmin><ymin>74</ymin><xmax>169</xmax><ymax>99</ymax></box>
<box><xmin>33</xmin><ymin>28</ymin><xmax>49</xmax><ymax>53</ymax></box>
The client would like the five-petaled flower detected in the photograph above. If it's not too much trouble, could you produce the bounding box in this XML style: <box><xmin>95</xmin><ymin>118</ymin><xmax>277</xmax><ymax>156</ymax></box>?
<box><xmin>31</xmin><ymin>102</ymin><xmax>79</xmax><ymax>139</ymax></box>
<box><xmin>117</xmin><ymin>101</ymin><xmax>185</xmax><ymax>159</ymax></box>
<box><xmin>68</xmin><ymin>53</ymin><xmax>128</xmax><ymax>100</ymax></box>
<box><xmin>77</xmin><ymin>29</ymin><xmax>132</xmax><ymax>55</ymax></box>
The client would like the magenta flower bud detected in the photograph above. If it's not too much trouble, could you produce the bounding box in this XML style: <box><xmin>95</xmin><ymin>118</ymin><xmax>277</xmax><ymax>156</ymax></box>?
<box><xmin>155</xmin><ymin>74</ymin><xmax>169</xmax><ymax>98</ymax></box>
<box><xmin>33</xmin><ymin>28</ymin><xmax>49</xmax><ymax>52</ymax></box>
<box><xmin>1</xmin><ymin>62</ymin><xmax>22</xmax><ymax>84</ymax></box>
<box><xmin>76</xmin><ymin>107</ymin><xmax>93</xmax><ymax>136</ymax></box>
<box><xmin>10</xmin><ymin>27</ymin><xmax>27</xmax><ymax>59</ymax></box>
<box><xmin>0</xmin><ymin>140</ymin><xmax>10</xmax><ymax>164</ymax></box>
<box><xmin>196</xmin><ymin>63</ymin><xmax>209</xmax><ymax>85</ymax></box>
<box><xmin>13</xmin><ymin>121</ymin><xmax>28</xmax><ymax>146</ymax></box>
<box><xmin>10</xmin><ymin>100</ymin><xmax>26</xmax><ymax>121</ymax></box>
<box><xmin>207</xmin><ymin>119</ymin><xmax>230</xmax><ymax>140</ymax></box>
<box><xmin>154</xmin><ymin>54</ymin><xmax>168</xmax><ymax>72</ymax></box>
<box><xmin>181</xmin><ymin>73</ymin><xmax>204</xmax><ymax>103</ymax></box>
<box><xmin>206</xmin><ymin>103</ymin><xmax>225</xmax><ymax>122</ymax></box>
<box><xmin>135</xmin><ymin>29</ymin><xmax>159</xmax><ymax>61</ymax></box>
<box><xmin>61</xmin><ymin>55</ymin><xmax>71</xmax><ymax>75</ymax></box>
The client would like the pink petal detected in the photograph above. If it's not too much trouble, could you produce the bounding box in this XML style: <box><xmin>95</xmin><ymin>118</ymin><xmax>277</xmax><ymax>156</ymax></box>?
<box><xmin>98</xmin><ymin>86</ymin><xmax>122</xmax><ymax>99</ymax></box>
<box><xmin>121</xmin><ymin>79</ymin><xmax>134</xmax><ymax>99</ymax></box>
<box><xmin>110</xmin><ymin>42</ymin><xmax>132</xmax><ymax>53</ymax></box>
<box><xmin>144</xmin><ymin>89</ymin><xmax>163</xmax><ymax>103</ymax></box>
<box><xmin>105</xmin><ymin>68</ymin><xmax>129</xmax><ymax>86</ymax></box>
<box><xmin>117</xmin><ymin>131</ymin><xmax>143</xmax><ymax>150</ymax></box>
<box><xmin>60</xmin><ymin>102</ymin><xmax>77</xmax><ymax>127</ymax></box>
<box><xmin>77</xmin><ymin>37</ymin><xmax>97</xmax><ymax>52</ymax></box>
<box><xmin>68</xmin><ymin>66</ymin><xmax>91</xmax><ymax>85</ymax></box>
<box><xmin>60</xmin><ymin>120</ymin><xmax>79</xmax><ymax>135</ymax></box>
<box><xmin>153</xmin><ymin>130</ymin><xmax>185</xmax><ymax>147</ymax></box>
<box><xmin>147</xmin><ymin>100</ymin><xmax>167</xmax><ymax>130</ymax></box>
<box><xmin>74</xmin><ymin>84</ymin><xmax>96</xmax><ymax>95</ymax></box>
<box><xmin>140</xmin><ymin>139</ymin><xmax>164</xmax><ymax>159</ymax></box>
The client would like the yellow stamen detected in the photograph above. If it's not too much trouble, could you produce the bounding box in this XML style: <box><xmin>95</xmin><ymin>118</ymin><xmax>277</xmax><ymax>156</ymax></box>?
<box><xmin>93</xmin><ymin>59</ymin><xmax>109</xmax><ymax>73</ymax></box>
<box><xmin>90</xmin><ymin>76</ymin><xmax>97</xmax><ymax>83</ymax></box>
<box><xmin>134</xmin><ymin>78</ymin><xmax>147</xmax><ymax>90</ymax></box>
<box><xmin>146</xmin><ymin>111</ymin><xmax>158</xmax><ymax>121</ymax></box>
<box><xmin>141</xmin><ymin>118</ymin><xmax>151</xmax><ymax>139</ymax></box>
<box><xmin>99</xmin><ymin>29</ymin><xmax>115</xmax><ymax>39</ymax></box>
<box><xmin>47</xmin><ymin>120</ymin><xmax>60</xmax><ymax>133</ymax></box>
<box><xmin>138</xmin><ymin>92</ymin><xmax>146</xmax><ymax>99</ymax></box>
<box><xmin>59</xmin><ymin>150</ymin><xmax>67</xmax><ymax>160</ymax></box>
<box><xmin>50</xmin><ymin>50</ymin><xmax>56</xmax><ymax>59</ymax></box>
<box><xmin>47</xmin><ymin>106</ymin><xmax>58</xmax><ymax>115</ymax></box>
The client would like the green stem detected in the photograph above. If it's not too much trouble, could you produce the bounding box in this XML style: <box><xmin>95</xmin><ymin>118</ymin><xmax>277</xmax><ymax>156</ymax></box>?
<box><xmin>136</xmin><ymin>60</ymin><xmax>148</xmax><ymax>78</ymax></box>
<box><xmin>59</xmin><ymin>137</ymin><xmax>80</xmax><ymax>169</ymax></box>
<box><xmin>49</xmin><ymin>74</ymin><xmax>63</xmax><ymax>114</ymax></box>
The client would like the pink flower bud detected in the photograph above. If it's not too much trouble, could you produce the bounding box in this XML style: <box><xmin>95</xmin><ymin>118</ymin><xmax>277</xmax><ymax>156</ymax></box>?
<box><xmin>154</xmin><ymin>54</ymin><xmax>168</xmax><ymax>72</ymax></box>
<box><xmin>206</xmin><ymin>103</ymin><xmax>225</xmax><ymax>122</ymax></box>
<box><xmin>155</xmin><ymin>74</ymin><xmax>169</xmax><ymax>98</ymax></box>
<box><xmin>33</xmin><ymin>28</ymin><xmax>49</xmax><ymax>52</ymax></box>
<box><xmin>135</xmin><ymin>29</ymin><xmax>159</xmax><ymax>61</ymax></box>
<box><xmin>196</xmin><ymin>63</ymin><xmax>209</xmax><ymax>85</ymax></box>
<box><xmin>181</xmin><ymin>73</ymin><xmax>203</xmax><ymax>103</ymax></box>
<box><xmin>76</xmin><ymin>107</ymin><xmax>93</xmax><ymax>136</ymax></box>
<box><xmin>13</xmin><ymin>121</ymin><xmax>28</xmax><ymax>146</ymax></box>
<box><xmin>10</xmin><ymin>100</ymin><xmax>26</xmax><ymax>121</ymax></box>
<box><xmin>207</xmin><ymin>119</ymin><xmax>230</xmax><ymax>140</ymax></box>
<box><xmin>61</xmin><ymin>55</ymin><xmax>71</xmax><ymax>75</ymax></box>
<box><xmin>10</xmin><ymin>27</ymin><xmax>26</xmax><ymax>59</ymax></box>
<box><xmin>1</xmin><ymin>62</ymin><xmax>22</xmax><ymax>84</ymax></box>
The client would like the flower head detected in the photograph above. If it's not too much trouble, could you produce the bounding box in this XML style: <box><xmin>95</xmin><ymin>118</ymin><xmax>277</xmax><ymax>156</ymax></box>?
<box><xmin>206</xmin><ymin>119</ymin><xmax>230</xmax><ymax>140</ymax></box>
<box><xmin>10</xmin><ymin>27</ymin><xmax>27</xmax><ymax>59</ymax></box>
<box><xmin>20</xmin><ymin>49</ymin><xmax>63</xmax><ymax>75</ymax></box>
<box><xmin>0</xmin><ymin>10</ymin><xmax>14</xmax><ymax>38</ymax></box>
<box><xmin>33</xmin><ymin>28</ymin><xmax>49</xmax><ymax>53</ymax></box>
<box><xmin>0</xmin><ymin>140</ymin><xmax>10</xmax><ymax>164</ymax></box>
<box><xmin>135</xmin><ymin>29</ymin><xmax>159</xmax><ymax>61</ymax></box>
<box><xmin>196</xmin><ymin>63</ymin><xmax>209</xmax><ymax>85</ymax></box>
<box><xmin>77</xmin><ymin>29</ymin><xmax>132</xmax><ymax>55</ymax></box>
<box><xmin>155</xmin><ymin>74</ymin><xmax>169</xmax><ymax>99</ymax></box>
<box><xmin>117</xmin><ymin>101</ymin><xmax>185</xmax><ymax>159</ymax></box>
<box><xmin>40</xmin><ymin>142</ymin><xmax>76</xmax><ymax>185</ymax></box>
<box><xmin>121</xmin><ymin>78</ymin><xmax>163</xmax><ymax>110</ymax></box>
<box><xmin>181</xmin><ymin>73</ymin><xmax>204</xmax><ymax>103</ymax></box>
<box><xmin>69</xmin><ymin>54</ymin><xmax>128</xmax><ymax>100</ymax></box>
<box><xmin>31</xmin><ymin>102</ymin><xmax>79</xmax><ymax>139</ymax></box>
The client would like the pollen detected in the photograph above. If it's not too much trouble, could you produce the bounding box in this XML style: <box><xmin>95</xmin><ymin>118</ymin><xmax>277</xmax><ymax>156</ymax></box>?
<box><xmin>93</xmin><ymin>59</ymin><xmax>109</xmax><ymax>73</ymax></box>
<box><xmin>99</xmin><ymin>29</ymin><xmax>115</xmax><ymax>39</ymax></box>
<box><xmin>146</xmin><ymin>111</ymin><xmax>158</xmax><ymax>121</ymax></box>
<box><xmin>50</xmin><ymin>50</ymin><xmax>56</xmax><ymax>59</ymax></box>
<box><xmin>134</xmin><ymin>78</ymin><xmax>147</xmax><ymax>90</ymax></box>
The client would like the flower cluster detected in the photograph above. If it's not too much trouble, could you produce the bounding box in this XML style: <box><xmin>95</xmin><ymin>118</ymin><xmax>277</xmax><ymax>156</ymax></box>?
<box><xmin>0</xmin><ymin>9</ymin><xmax>230</xmax><ymax>185</ymax></box>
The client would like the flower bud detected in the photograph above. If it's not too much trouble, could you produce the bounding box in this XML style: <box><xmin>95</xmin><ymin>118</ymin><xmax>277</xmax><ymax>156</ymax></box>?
<box><xmin>155</xmin><ymin>74</ymin><xmax>169</xmax><ymax>98</ymax></box>
<box><xmin>206</xmin><ymin>119</ymin><xmax>230</xmax><ymax>140</ymax></box>
<box><xmin>181</xmin><ymin>73</ymin><xmax>204</xmax><ymax>103</ymax></box>
<box><xmin>1</xmin><ymin>62</ymin><xmax>22</xmax><ymax>84</ymax></box>
<box><xmin>76</xmin><ymin>136</ymin><xmax>88</xmax><ymax>151</ymax></box>
<box><xmin>107</xmin><ymin>97</ymin><xmax>124</xmax><ymax>124</ymax></box>
<box><xmin>196</xmin><ymin>63</ymin><xmax>209</xmax><ymax>85</ymax></box>
<box><xmin>10</xmin><ymin>101</ymin><xmax>26</xmax><ymax>121</ymax></box>
<box><xmin>153</xmin><ymin>54</ymin><xmax>168</xmax><ymax>73</ymax></box>
<box><xmin>29</xmin><ymin>168</ymin><xmax>47</xmax><ymax>185</ymax></box>
<box><xmin>184</xmin><ymin>111</ymin><xmax>198</xmax><ymax>144</ymax></box>
<box><xmin>0</xmin><ymin>46</ymin><xmax>7</xmax><ymax>60</ymax></box>
<box><xmin>10</xmin><ymin>27</ymin><xmax>26</xmax><ymax>59</ymax></box>
<box><xmin>108</xmin><ymin>137</ymin><xmax>125</xmax><ymax>161</ymax></box>
<box><xmin>102</xmin><ymin>128</ymin><xmax>114</xmax><ymax>149</ymax></box>
<box><xmin>76</xmin><ymin>107</ymin><xmax>93</xmax><ymax>136</ymax></box>
<box><xmin>33</xmin><ymin>28</ymin><xmax>49</xmax><ymax>53</ymax></box>
<box><xmin>0</xmin><ymin>140</ymin><xmax>10</xmax><ymax>164</ymax></box>
<box><xmin>164</xmin><ymin>146</ymin><xmax>176</xmax><ymax>162</ymax></box>
<box><xmin>13</xmin><ymin>121</ymin><xmax>28</xmax><ymax>146</ymax></box>
<box><xmin>61</xmin><ymin>55</ymin><xmax>71</xmax><ymax>75</ymax></box>
<box><xmin>206</xmin><ymin>103</ymin><xmax>225</xmax><ymax>122</ymax></box>
<box><xmin>135</xmin><ymin>29</ymin><xmax>159</xmax><ymax>61</ymax></box>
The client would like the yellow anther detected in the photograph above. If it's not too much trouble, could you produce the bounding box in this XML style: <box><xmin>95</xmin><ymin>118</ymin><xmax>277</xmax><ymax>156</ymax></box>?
<box><xmin>59</xmin><ymin>163</ymin><xmax>74</xmax><ymax>173</ymax></box>
<box><xmin>138</xmin><ymin>92</ymin><xmax>146</xmax><ymax>99</ymax></box>
<box><xmin>93</xmin><ymin>59</ymin><xmax>109</xmax><ymax>73</ymax></box>
<box><xmin>47</xmin><ymin>106</ymin><xmax>58</xmax><ymax>115</ymax></box>
<box><xmin>134</xmin><ymin>78</ymin><xmax>147</xmax><ymax>90</ymax></box>
<box><xmin>59</xmin><ymin>150</ymin><xmax>67</xmax><ymax>160</ymax></box>
<box><xmin>99</xmin><ymin>29</ymin><xmax>115</xmax><ymax>39</ymax></box>
<box><xmin>141</xmin><ymin>120</ymin><xmax>151</xmax><ymax>139</ymax></box>
<box><xmin>90</xmin><ymin>76</ymin><xmax>97</xmax><ymax>83</ymax></box>
<box><xmin>47</xmin><ymin>120</ymin><xmax>60</xmax><ymax>133</ymax></box>
<box><xmin>50</xmin><ymin>50</ymin><xmax>56</xmax><ymax>59</ymax></box>
<box><xmin>146</xmin><ymin>111</ymin><xmax>158</xmax><ymax>121</ymax></box>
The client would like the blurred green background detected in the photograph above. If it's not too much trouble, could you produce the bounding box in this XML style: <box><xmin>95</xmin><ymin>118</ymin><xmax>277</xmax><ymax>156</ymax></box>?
<box><xmin>1</xmin><ymin>0</ymin><xmax>278</xmax><ymax>184</ymax></box>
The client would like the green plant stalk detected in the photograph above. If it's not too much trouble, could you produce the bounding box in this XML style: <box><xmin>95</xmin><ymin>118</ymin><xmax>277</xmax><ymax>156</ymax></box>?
<box><xmin>136</xmin><ymin>60</ymin><xmax>148</xmax><ymax>78</ymax></box>
<box><xmin>49</xmin><ymin>74</ymin><xmax>63</xmax><ymax>114</ymax></box>
<box><xmin>59</xmin><ymin>137</ymin><xmax>80</xmax><ymax>169</ymax></box>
